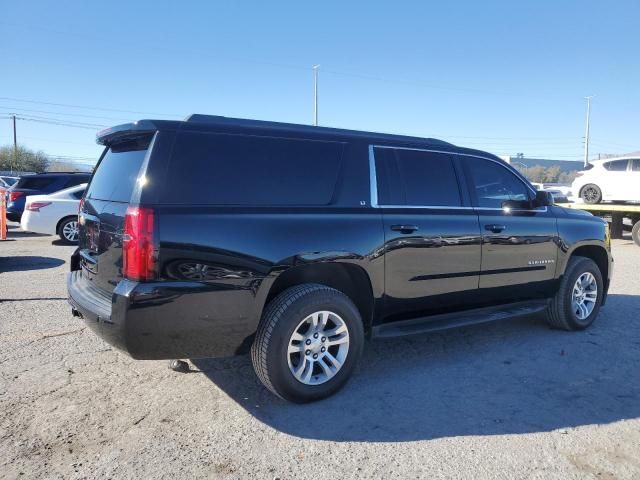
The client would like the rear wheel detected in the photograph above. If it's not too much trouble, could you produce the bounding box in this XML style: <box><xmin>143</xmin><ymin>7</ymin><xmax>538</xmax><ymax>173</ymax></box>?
<box><xmin>546</xmin><ymin>256</ymin><xmax>603</xmax><ymax>330</ymax></box>
<box><xmin>58</xmin><ymin>217</ymin><xmax>79</xmax><ymax>244</ymax></box>
<box><xmin>251</xmin><ymin>284</ymin><xmax>364</xmax><ymax>403</ymax></box>
<box><xmin>580</xmin><ymin>184</ymin><xmax>602</xmax><ymax>204</ymax></box>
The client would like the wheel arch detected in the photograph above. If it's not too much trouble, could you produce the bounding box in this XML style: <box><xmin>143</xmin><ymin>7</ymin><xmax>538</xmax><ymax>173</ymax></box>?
<box><xmin>564</xmin><ymin>243</ymin><xmax>611</xmax><ymax>305</ymax></box>
<box><xmin>261</xmin><ymin>262</ymin><xmax>376</xmax><ymax>334</ymax></box>
<box><xmin>56</xmin><ymin>215</ymin><xmax>78</xmax><ymax>235</ymax></box>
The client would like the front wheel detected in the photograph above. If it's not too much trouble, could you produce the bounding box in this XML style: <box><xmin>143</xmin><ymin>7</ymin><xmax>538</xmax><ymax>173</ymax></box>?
<box><xmin>546</xmin><ymin>256</ymin><xmax>604</xmax><ymax>330</ymax></box>
<box><xmin>251</xmin><ymin>284</ymin><xmax>364</xmax><ymax>403</ymax></box>
<box><xmin>58</xmin><ymin>217</ymin><xmax>79</xmax><ymax>245</ymax></box>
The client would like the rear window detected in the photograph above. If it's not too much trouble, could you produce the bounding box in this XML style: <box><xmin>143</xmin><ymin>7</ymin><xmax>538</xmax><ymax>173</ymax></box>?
<box><xmin>86</xmin><ymin>138</ymin><xmax>150</xmax><ymax>203</ymax></box>
<box><xmin>160</xmin><ymin>132</ymin><xmax>344</xmax><ymax>205</ymax></box>
<box><xmin>16</xmin><ymin>176</ymin><xmax>58</xmax><ymax>190</ymax></box>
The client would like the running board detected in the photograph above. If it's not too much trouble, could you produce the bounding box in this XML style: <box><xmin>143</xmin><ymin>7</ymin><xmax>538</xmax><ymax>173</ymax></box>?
<box><xmin>372</xmin><ymin>300</ymin><xmax>549</xmax><ymax>339</ymax></box>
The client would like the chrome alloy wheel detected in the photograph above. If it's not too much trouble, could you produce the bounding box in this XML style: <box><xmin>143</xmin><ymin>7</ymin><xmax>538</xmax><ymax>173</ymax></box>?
<box><xmin>62</xmin><ymin>220</ymin><xmax>79</xmax><ymax>242</ymax></box>
<box><xmin>287</xmin><ymin>310</ymin><xmax>350</xmax><ymax>385</ymax></box>
<box><xmin>582</xmin><ymin>187</ymin><xmax>598</xmax><ymax>202</ymax></box>
<box><xmin>572</xmin><ymin>272</ymin><xmax>598</xmax><ymax>320</ymax></box>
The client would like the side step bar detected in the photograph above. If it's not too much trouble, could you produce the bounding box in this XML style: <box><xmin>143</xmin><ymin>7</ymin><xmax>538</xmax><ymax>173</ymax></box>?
<box><xmin>372</xmin><ymin>300</ymin><xmax>549</xmax><ymax>339</ymax></box>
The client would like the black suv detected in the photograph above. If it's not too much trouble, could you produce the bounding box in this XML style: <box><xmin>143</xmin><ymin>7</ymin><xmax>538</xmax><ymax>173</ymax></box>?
<box><xmin>6</xmin><ymin>172</ymin><xmax>91</xmax><ymax>222</ymax></box>
<box><xmin>68</xmin><ymin>115</ymin><xmax>612</xmax><ymax>402</ymax></box>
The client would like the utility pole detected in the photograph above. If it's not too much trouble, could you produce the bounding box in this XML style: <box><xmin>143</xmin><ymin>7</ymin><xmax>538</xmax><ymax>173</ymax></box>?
<box><xmin>583</xmin><ymin>96</ymin><xmax>593</xmax><ymax>168</ymax></box>
<box><xmin>313</xmin><ymin>65</ymin><xmax>320</xmax><ymax>126</ymax></box>
<box><xmin>12</xmin><ymin>115</ymin><xmax>17</xmax><ymax>174</ymax></box>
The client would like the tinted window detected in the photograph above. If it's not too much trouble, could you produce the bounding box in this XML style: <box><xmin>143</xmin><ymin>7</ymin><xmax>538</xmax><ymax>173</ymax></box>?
<box><xmin>72</xmin><ymin>188</ymin><xmax>85</xmax><ymax>199</ymax></box>
<box><xmin>466</xmin><ymin>158</ymin><xmax>531</xmax><ymax>208</ymax></box>
<box><xmin>65</xmin><ymin>175</ymin><xmax>90</xmax><ymax>188</ymax></box>
<box><xmin>161</xmin><ymin>133</ymin><xmax>344</xmax><ymax>205</ymax></box>
<box><xmin>86</xmin><ymin>142</ymin><xmax>149</xmax><ymax>203</ymax></box>
<box><xmin>15</xmin><ymin>176</ymin><xmax>58</xmax><ymax>190</ymax></box>
<box><xmin>604</xmin><ymin>160</ymin><xmax>628</xmax><ymax>171</ymax></box>
<box><xmin>631</xmin><ymin>159</ymin><xmax>640</xmax><ymax>172</ymax></box>
<box><xmin>375</xmin><ymin>148</ymin><xmax>461</xmax><ymax>206</ymax></box>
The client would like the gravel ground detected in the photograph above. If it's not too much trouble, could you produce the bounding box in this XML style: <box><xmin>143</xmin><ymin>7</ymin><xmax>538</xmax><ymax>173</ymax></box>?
<box><xmin>1</xmin><ymin>223</ymin><xmax>639</xmax><ymax>479</ymax></box>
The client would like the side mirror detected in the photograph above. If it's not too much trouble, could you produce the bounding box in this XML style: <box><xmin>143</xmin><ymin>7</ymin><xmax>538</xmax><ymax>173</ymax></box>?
<box><xmin>535</xmin><ymin>190</ymin><xmax>553</xmax><ymax>207</ymax></box>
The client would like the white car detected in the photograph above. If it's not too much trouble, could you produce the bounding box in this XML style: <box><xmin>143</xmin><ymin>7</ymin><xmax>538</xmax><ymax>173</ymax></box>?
<box><xmin>572</xmin><ymin>157</ymin><xmax>640</xmax><ymax>204</ymax></box>
<box><xmin>530</xmin><ymin>182</ymin><xmax>570</xmax><ymax>203</ymax></box>
<box><xmin>20</xmin><ymin>183</ymin><xmax>87</xmax><ymax>244</ymax></box>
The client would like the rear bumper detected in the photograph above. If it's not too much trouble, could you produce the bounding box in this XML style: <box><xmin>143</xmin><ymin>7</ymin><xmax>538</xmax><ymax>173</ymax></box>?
<box><xmin>67</xmin><ymin>270</ymin><xmax>256</xmax><ymax>360</ymax></box>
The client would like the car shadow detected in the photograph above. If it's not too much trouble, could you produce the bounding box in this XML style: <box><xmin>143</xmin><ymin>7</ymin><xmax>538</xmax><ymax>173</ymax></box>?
<box><xmin>6</xmin><ymin>229</ymin><xmax>50</xmax><ymax>238</ymax></box>
<box><xmin>0</xmin><ymin>256</ymin><xmax>65</xmax><ymax>272</ymax></box>
<box><xmin>192</xmin><ymin>293</ymin><xmax>640</xmax><ymax>442</ymax></box>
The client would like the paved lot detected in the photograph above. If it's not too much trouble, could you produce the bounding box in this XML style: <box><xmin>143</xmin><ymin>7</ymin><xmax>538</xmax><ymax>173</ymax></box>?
<box><xmin>1</xmin><ymin>223</ymin><xmax>639</xmax><ymax>479</ymax></box>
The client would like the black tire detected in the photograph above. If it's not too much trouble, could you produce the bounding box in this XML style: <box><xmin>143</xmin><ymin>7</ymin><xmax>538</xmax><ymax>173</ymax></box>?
<box><xmin>251</xmin><ymin>284</ymin><xmax>364</xmax><ymax>403</ymax></box>
<box><xmin>546</xmin><ymin>256</ymin><xmax>604</xmax><ymax>331</ymax></box>
<box><xmin>632</xmin><ymin>221</ymin><xmax>640</xmax><ymax>247</ymax></box>
<box><xmin>57</xmin><ymin>216</ymin><xmax>79</xmax><ymax>245</ymax></box>
<box><xmin>580</xmin><ymin>184</ymin><xmax>602</xmax><ymax>204</ymax></box>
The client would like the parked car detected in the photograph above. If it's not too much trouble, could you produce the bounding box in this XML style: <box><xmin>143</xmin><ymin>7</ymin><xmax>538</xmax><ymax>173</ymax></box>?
<box><xmin>5</xmin><ymin>172</ymin><xmax>91</xmax><ymax>222</ymax></box>
<box><xmin>531</xmin><ymin>182</ymin><xmax>570</xmax><ymax>203</ymax></box>
<box><xmin>68</xmin><ymin>115</ymin><xmax>612</xmax><ymax>403</ymax></box>
<box><xmin>21</xmin><ymin>183</ymin><xmax>87</xmax><ymax>244</ymax></box>
<box><xmin>572</xmin><ymin>157</ymin><xmax>640</xmax><ymax>204</ymax></box>
<box><xmin>0</xmin><ymin>176</ymin><xmax>18</xmax><ymax>188</ymax></box>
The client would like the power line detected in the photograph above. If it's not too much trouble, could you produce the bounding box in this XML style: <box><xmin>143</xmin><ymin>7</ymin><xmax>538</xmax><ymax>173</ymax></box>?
<box><xmin>0</xmin><ymin>105</ymin><xmax>130</xmax><ymax>122</ymax></box>
<box><xmin>0</xmin><ymin>114</ymin><xmax>107</xmax><ymax>129</ymax></box>
<box><xmin>0</xmin><ymin>96</ymin><xmax>182</xmax><ymax>118</ymax></box>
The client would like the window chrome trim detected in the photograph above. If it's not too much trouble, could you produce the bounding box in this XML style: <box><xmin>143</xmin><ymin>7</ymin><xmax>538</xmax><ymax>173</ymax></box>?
<box><xmin>368</xmin><ymin>144</ymin><xmax>378</xmax><ymax>208</ymax></box>
<box><xmin>369</xmin><ymin>144</ymin><xmax>546</xmax><ymax>212</ymax></box>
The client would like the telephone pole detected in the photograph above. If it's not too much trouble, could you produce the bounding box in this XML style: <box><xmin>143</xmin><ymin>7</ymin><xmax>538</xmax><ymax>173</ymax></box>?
<box><xmin>313</xmin><ymin>65</ymin><xmax>320</xmax><ymax>126</ymax></box>
<box><xmin>12</xmin><ymin>115</ymin><xmax>17</xmax><ymax>174</ymax></box>
<box><xmin>583</xmin><ymin>96</ymin><xmax>593</xmax><ymax>168</ymax></box>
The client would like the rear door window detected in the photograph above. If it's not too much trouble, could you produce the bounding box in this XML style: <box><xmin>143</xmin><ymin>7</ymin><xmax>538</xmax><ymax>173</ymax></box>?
<box><xmin>374</xmin><ymin>147</ymin><xmax>462</xmax><ymax>206</ymax></box>
<box><xmin>630</xmin><ymin>159</ymin><xmax>640</xmax><ymax>172</ymax></box>
<box><xmin>161</xmin><ymin>132</ymin><xmax>344</xmax><ymax>205</ymax></box>
<box><xmin>86</xmin><ymin>139</ymin><xmax>150</xmax><ymax>203</ymax></box>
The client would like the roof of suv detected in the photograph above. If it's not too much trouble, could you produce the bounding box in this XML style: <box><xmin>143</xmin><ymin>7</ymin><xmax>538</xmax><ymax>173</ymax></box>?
<box><xmin>95</xmin><ymin>114</ymin><xmax>500</xmax><ymax>160</ymax></box>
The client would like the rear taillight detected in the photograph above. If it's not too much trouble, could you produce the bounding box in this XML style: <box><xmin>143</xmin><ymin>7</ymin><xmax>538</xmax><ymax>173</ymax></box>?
<box><xmin>123</xmin><ymin>206</ymin><xmax>156</xmax><ymax>281</ymax></box>
<box><xmin>26</xmin><ymin>201</ymin><xmax>52</xmax><ymax>212</ymax></box>
<box><xmin>9</xmin><ymin>191</ymin><xmax>24</xmax><ymax>202</ymax></box>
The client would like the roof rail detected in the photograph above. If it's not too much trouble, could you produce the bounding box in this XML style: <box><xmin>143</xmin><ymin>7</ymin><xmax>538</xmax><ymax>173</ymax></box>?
<box><xmin>184</xmin><ymin>114</ymin><xmax>453</xmax><ymax>146</ymax></box>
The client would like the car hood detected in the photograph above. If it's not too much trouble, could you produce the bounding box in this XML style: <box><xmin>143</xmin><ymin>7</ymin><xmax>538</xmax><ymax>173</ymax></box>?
<box><xmin>553</xmin><ymin>205</ymin><xmax>607</xmax><ymax>223</ymax></box>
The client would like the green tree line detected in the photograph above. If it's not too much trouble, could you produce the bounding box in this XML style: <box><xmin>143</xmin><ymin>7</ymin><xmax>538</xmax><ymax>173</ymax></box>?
<box><xmin>0</xmin><ymin>145</ymin><xmax>49</xmax><ymax>173</ymax></box>
<box><xmin>515</xmin><ymin>164</ymin><xmax>577</xmax><ymax>184</ymax></box>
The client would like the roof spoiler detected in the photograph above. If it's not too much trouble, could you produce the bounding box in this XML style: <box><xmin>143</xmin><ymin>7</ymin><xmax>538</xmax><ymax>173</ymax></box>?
<box><xmin>96</xmin><ymin>120</ymin><xmax>158</xmax><ymax>146</ymax></box>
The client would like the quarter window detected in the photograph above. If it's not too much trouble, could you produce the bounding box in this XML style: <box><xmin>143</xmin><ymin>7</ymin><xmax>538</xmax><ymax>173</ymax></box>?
<box><xmin>465</xmin><ymin>158</ymin><xmax>531</xmax><ymax>208</ymax></box>
<box><xmin>374</xmin><ymin>147</ymin><xmax>462</xmax><ymax>206</ymax></box>
<box><xmin>603</xmin><ymin>160</ymin><xmax>628</xmax><ymax>171</ymax></box>
<box><xmin>161</xmin><ymin>133</ymin><xmax>344</xmax><ymax>205</ymax></box>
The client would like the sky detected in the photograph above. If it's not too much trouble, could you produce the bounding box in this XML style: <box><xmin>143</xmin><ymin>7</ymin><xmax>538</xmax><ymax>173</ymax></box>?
<box><xmin>1</xmin><ymin>0</ymin><xmax>639</xmax><ymax>168</ymax></box>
